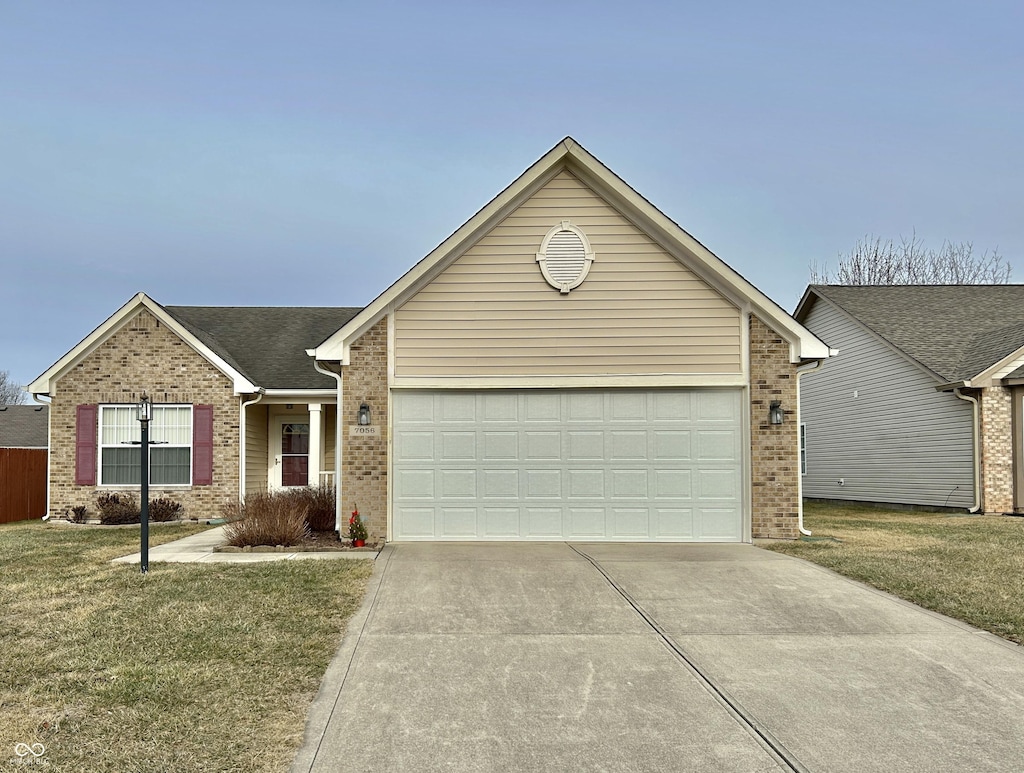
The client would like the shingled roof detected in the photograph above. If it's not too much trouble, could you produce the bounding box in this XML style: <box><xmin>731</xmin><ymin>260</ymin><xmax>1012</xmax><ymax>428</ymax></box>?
<box><xmin>0</xmin><ymin>405</ymin><xmax>48</xmax><ymax>448</ymax></box>
<box><xmin>164</xmin><ymin>306</ymin><xmax>362</xmax><ymax>390</ymax></box>
<box><xmin>799</xmin><ymin>285</ymin><xmax>1024</xmax><ymax>383</ymax></box>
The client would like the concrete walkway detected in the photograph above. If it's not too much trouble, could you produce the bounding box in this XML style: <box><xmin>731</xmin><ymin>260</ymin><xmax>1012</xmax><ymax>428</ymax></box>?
<box><xmin>293</xmin><ymin>542</ymin><xmax>1024</xmax><ymax>773</ymax></box>
<box><xmin>111</xmin><ymin>525</ymin><xmax>378</xmax><ymax>564</ymax></box>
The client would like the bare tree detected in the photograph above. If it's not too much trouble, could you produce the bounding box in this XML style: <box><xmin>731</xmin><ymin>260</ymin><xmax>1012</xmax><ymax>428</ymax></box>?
<box><xmin>0</xmin><ymin>370</ymin><xmax>27</xmax><ymax>405</ymax></box>
<box><xmin>810</xmin><ymin>233</ymin><xmax>1012</xmax><ymax>285</ymax></box>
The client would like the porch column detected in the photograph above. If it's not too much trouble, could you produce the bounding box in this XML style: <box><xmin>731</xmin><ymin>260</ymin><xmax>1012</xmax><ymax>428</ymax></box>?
<box><xmin>308</xmin><ymin>403</ymin><xmax>322</xmax><ymax>487</ymax></box>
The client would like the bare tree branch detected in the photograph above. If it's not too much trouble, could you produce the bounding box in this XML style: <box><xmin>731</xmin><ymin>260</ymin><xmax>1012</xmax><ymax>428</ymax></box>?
<box><xmin>0</xmin><ymin>370</ymin><xmax>27</xmax><ymax>405</ymax></box>
<box><xmin>809</xmin><ymin>233</ymin><xmax>1011</xmax><ymax>285</ymax></box>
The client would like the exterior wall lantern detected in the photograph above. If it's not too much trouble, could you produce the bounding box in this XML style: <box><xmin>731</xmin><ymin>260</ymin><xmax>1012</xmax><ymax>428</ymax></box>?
<box><xmin>357</xmin><ymin>403</ymin><xmax>371</xmax><ymax>426</ymax></box>
<box><xmin>769</xmin><ymin>400</ymin><xmax>784</xmax><ymax>426</ymax></box>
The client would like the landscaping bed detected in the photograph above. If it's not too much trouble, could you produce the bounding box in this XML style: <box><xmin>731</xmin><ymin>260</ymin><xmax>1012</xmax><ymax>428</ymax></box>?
<box><xmin>762</xmin><ymin>501</ymin><xmax>1024</xmax><ymax>644</ymax></box>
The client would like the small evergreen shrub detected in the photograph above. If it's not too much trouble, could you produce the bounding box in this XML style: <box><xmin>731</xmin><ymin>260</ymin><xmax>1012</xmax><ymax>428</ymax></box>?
<box><xmin>149</xmin><ymin>497</ymin><xmax>183</xmax><ymax>522</ymax></box>
<box><xmin>96</xmin><ymin>493</ymin><xmax>141</xmax><ymax>525</ymax></box>
<box><xmin>68</xmin><ymin>505</ymin><xmax>88</xmax><ymax>524</ymax></box>
<box><xmin>222</xmin><ymin>491</ymin><xmax>310</xmax><ymax>547</ymax></box>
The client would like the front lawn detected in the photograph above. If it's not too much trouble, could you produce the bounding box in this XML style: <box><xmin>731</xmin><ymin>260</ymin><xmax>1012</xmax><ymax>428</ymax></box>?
<box><xmin>762</xmin><ymin>501</ymin><xmax>1024</xmax><ymax>644</ymax></box>
<box><xmin>0</xmin><ymin>521</ymin><xmax>373</xmax><ymax>772</ymax></box>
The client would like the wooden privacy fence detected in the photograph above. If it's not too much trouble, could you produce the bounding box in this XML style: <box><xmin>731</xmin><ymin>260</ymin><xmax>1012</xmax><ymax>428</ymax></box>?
<box><xmin>0</xmin><ymin>449</ymin><xmax>47</xmax><ymax>524</ymax></box>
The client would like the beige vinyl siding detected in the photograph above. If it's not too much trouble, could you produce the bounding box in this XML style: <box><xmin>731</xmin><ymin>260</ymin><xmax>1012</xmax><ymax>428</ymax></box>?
<box><xmin>394</xmin><ymin>170</ymin><xmax>742</xmax><ymax>377</ymax></box>
<box><xmin>801</xmin><ymin>299</ymin><xmax>974</xmax><ymax>508</ymax></box>
<box><xmin>245</xmin><ymin>403</ymin><xmax>268</xmax><ymax>495</ymax></box>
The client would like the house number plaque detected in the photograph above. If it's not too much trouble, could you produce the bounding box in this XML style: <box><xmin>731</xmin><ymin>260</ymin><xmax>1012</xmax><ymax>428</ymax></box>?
<box><xmin>349</xmin><ymin>425</ymin><xmax>380</xmax><ymax>437</ymax></box>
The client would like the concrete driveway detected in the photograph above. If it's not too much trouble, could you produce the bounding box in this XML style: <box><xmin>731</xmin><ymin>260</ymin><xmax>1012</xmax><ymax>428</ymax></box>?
<box><xmin>293</xmin><ymin>543</ymin><xmax>1024</xmax><ymax>772</ymax></box>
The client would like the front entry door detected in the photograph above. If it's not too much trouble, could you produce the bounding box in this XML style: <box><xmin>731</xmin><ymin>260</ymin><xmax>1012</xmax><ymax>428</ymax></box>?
<box><xmin>272</xmin><ymin>415</ymin><xmax>310</xmax><ymax>488</ymax></box>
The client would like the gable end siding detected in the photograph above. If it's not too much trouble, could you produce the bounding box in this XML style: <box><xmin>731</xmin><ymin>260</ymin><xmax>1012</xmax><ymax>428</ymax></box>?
<box><xmin>801</xmin><ymin>300</ymin><xmax>974</xmax><ymax>508</ymax></box>
<box><xmin>393</xmin><ymin>170</ymin><xmax>742</xmax><ymax>377</ymax></box>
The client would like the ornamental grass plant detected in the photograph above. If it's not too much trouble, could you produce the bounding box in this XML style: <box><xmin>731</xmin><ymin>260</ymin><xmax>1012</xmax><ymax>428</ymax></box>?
<box><xmin>223</xmin><ymin>491</ymin><xmax>310</xmax><ymax>547</ymax></box>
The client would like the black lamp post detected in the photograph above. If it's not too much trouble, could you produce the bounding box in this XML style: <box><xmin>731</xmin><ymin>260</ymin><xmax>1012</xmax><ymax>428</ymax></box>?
<box><xmin>138</xmin><ymin>393</ymin><xmax>151</xmax><ymax>574</ymax></box>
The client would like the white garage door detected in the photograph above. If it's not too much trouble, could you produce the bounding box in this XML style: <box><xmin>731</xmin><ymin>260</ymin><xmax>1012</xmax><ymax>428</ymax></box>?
<box><xmin>392</xmin><ymin>390</ymin><xmax>744</xmax><ymax>541</ymax></box>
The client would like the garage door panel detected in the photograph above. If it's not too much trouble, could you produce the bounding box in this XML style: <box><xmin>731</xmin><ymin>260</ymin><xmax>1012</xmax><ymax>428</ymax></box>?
<box><xmin>440</xmin><ymin>432</ymin><xmax>476</xmax><ymax>460</ymax></box>
<box><xmin>439</xmin><ymin>469</ymin><xmax>476</xmax><ymax>498</ymax></box>
<box><xmin>696</xmin><ymin>430</ymin><xmax>740</xmax><ymax>461</ymax></box>
<box><xmin>568</xmin><ymin>469</ymin><xmax>604</xmax><ymax>498</ymax></box>
<box><xmin>525</xmin><ymin>469</ymin><xmax>561</xmax><ymax>498</ymax></box>
<box><xmin>483</xmin><ymin>507</ymin><xmax>519</xmax><ymax>537</ymax></box>
<box><xmin>697</xmin><ymin>507</ymin><xmax>742</xmax><ymax>540</ymax></box>
<box><xmin>392</xmin><ymin>390</ymin><xmax>744</xmax><ymax>541</ymax></box>
<box><xmin>525</xmin><ymin>507</ymin><xmax>562</xmax><ymax>537</ymax></box>
<box><xmin>482</xmin><ymin>469</ymin><xmax>518</xmax><ymax>498</ymax></box>
<box><xmin>654</xmin><ymin>469</ymin><xmax>691</xmax><ymax>499</ymax></box>
<box><xmin>395</xmin><ymin>468</ymin><xmax>435</xmax><ymax>498</ymax></box>
<box><xmin>653</xmin><ymin>508</ymin><xmax>694</xmax><ymax>539</ymax></box>
<box><xmin>611</xmin><ymin>469</ymin><xmax>648</xmax><ymax>498</ymax></box>
<box><xmin>610</xmin><ymin>430</ymin><xmax>647</xmax><ymax>460</ymax></box>
<box><xmin>610</xmin><ymin>507</ymin><xmax>649</xmax><ymax>537</ymax></box>
<box><xmin>568</xmin><ymin>507</ymin><xmax>606</xmax><ymax>537</ymax></box>
<box><xmin>568</xmin><ymin>431</ymin><xmax>604</xmax><ymax>460</ymax></box>
<box><xmin>440</xmin><ymin>507</ymin><xmax>477</xmax><ymax>537</ymax></box>
<box><xmin>525</xmin><ymin>432</ymin><xmax>560</xmax><ymax>459</ymax></box>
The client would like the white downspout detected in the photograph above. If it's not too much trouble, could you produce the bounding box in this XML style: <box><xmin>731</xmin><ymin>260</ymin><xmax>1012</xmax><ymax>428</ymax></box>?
<box><xmin>239</xmin><ymin>390</ymin><xmax>265</xmax><ymax>500</ymax></box>
<box><xmin>954</xmin><ymin>387</ymin><xmax>982</xmax><ymax>513</ymax></box>
<box><xmin>31</xmin><ymin>393</ymin><xmax>52</xmax><ymax>519</ymax></box>
<box><xmin>313</xmin><ymin>360</ymin><xmax>344</xmax><ymax>534</ymax></box>
<box><xmin>795</xmin><ymin>359</ymin><xmax>826</xmax><ymax>536</ymax></box>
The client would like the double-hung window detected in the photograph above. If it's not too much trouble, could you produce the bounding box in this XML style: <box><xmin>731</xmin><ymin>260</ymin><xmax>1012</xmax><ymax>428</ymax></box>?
<box><xmin>99</xmin><ymin>405</ymin><xmax>193</xmax><ymax>485</ymax></box>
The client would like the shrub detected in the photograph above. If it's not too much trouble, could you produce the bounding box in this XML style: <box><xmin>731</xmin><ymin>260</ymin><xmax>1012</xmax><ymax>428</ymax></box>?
<box><xmin>222</xmin><ymin>491</ymin><xmax>310</xmax><ymax>547</ymax></box>
<box><xmin>68</xmin><ymin>505</ymin><xmax>88</xmax><ymax>524</ymax></box>
<box><xmin>284</xmin><ymin>485</ymin><xmax>336</xmax><ymax>532</ymax></box>
<box><xmin>96</xmin><ymin>493</ymin><xmax>140</xmax><ymax>525</ymax></box>
<box><xmin>149</xmin><ymin>497</ymin><xmax>183</xmax><ymax>523</ymax></box>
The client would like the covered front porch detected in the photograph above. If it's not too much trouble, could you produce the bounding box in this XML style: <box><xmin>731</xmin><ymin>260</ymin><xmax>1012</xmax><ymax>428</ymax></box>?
<box><xmin>240</xmin><ymin>393</ymin><xmax>338</xmax><ymax>496</ymax></box>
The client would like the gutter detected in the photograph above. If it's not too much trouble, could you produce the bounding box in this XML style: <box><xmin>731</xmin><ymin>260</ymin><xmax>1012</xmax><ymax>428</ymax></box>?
<box><xmin>312</xmin><ymin>359</ymin><xmax>344</xmax><ymax>534</ymax></box>
<box><xmin>953</xmin><ymin>388</ymin><xmax>982</xmax><ymax>513</ymax></box>
<box><xmin>239</xmin><ymin>390</ymin><xmax>265</xmax><ymax>500</ymax></box>
<box><xmin>31</xmin><ymin>393</ymin><xmax>52</xmax><ymax>520</ymax></box>
<box><xmin>795</xmin><ymin>358</ymin><xmax>827</xmax><ymax>536</ymax></box>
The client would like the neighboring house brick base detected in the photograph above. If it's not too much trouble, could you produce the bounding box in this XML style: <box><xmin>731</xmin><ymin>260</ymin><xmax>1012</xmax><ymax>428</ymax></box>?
<box><xmin>979</xmin><ymin>386</ymin><xmax>1014</xmax><ymax>514</ymax></box>
<box><xmin>749</xmin><ymin>314</ymin><xmax>800</xmax><ymax>539</ymax></box>
<box><xmin>49</xmin><ymin>309</ymin><xmax>240</xmax><ymax>519</ymax></box>
<box><xmin>341</xmin><ymin>319</ymin><xmax>388</xmax><ymax>540</ymax></box>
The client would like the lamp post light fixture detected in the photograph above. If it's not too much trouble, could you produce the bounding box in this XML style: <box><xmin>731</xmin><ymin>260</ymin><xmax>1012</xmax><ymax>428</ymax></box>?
<box><xmin>357</xmin><ymin>403</ymin><xmax>371</xmax><ymax>426</ymax></box>
<box><xmin>769</xmin><ymin>400</ymin><xmax>784</xmax><ymax>426</ymax></box>
<box><xmin>138</xmin><ymin>393</ymin><xmax>151</xmax><ymax>574</ymax></box>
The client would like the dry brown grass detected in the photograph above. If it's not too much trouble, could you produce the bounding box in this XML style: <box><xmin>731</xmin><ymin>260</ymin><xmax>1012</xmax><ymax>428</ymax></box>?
<box><xmin>0</xmin><ymin>520</ymin><xmax>373</xmax><ymax>772</ymax></box>
<box><xmin>763</xmin><ymin>501</ymin><xmax>1024</xmax><ymax>643</ymax></box>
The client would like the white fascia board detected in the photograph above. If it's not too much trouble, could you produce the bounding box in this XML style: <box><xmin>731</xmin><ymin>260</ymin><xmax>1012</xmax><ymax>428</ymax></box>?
<box><xmin>261</xmin><ymin>389</ymin><xmax>337</xmax><ymax>402</ymax></box>
<box><xmin>390</xmin><ymin>374</ymin><xmax>750</xmax><ymax>390</ymax></box>
<box><xmin>29</xmin><ymin>292</ymin><xmax>259</xmax><ymax>396</ymax></box>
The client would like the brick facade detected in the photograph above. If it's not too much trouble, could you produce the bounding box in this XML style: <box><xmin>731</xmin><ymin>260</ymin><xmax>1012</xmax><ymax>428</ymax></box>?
<box><xmin>749</xmin><ymin>314</ymin><xmax>800</xmax><ymax>539</ymax></box>
<box><xmin>979</xmin><ymin>386</ymin><xmax>1013</xmax><ymax>514</ymax></box>
<box><xmin>49</xmin><ymin>309</ymin><xmax>240</xmax><ymax>519</ymax></box>
<box><xmin>340</xmin><ymin>319</ymin><xmax>388</xmax><ymax>540</ymax></box>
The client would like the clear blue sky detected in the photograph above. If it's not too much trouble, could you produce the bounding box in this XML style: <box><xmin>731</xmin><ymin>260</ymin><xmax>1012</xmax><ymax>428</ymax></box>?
<box><xmin>3</xmin><ymin>1</ymin><xmax>1022</xmax><ymax>391</ymax></box>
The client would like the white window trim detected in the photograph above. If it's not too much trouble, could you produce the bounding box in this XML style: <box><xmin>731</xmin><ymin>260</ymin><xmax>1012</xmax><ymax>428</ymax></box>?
<box><xmin>97</xmin><ymin>404</ymin><xmax>194</xmax><ymax>488</ymax></box>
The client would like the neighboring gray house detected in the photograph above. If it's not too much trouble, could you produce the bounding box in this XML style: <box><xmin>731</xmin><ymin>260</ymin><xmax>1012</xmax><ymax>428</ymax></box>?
<box><xmin>795</xmin><ymin>285</ymin><xmax>1024</xmax><ymax>514</ymax></box>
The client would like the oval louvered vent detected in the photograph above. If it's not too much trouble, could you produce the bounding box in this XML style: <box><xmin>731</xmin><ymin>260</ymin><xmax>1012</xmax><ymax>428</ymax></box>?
<box><xmin>536</xmin><ymin>220</ymin><xmax>595</xmax><ymax>293</ymax></box>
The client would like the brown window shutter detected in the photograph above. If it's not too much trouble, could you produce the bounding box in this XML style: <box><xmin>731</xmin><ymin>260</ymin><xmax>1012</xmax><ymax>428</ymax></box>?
<box><xmin>193</xmin><ymin>405</ymin><xmax>214</xmax><ymax>485</ymax></box>
<box><xmin>75</xmin><ymin>404</ymin><xmax>98</xmax><ymax>485</ymax></box>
